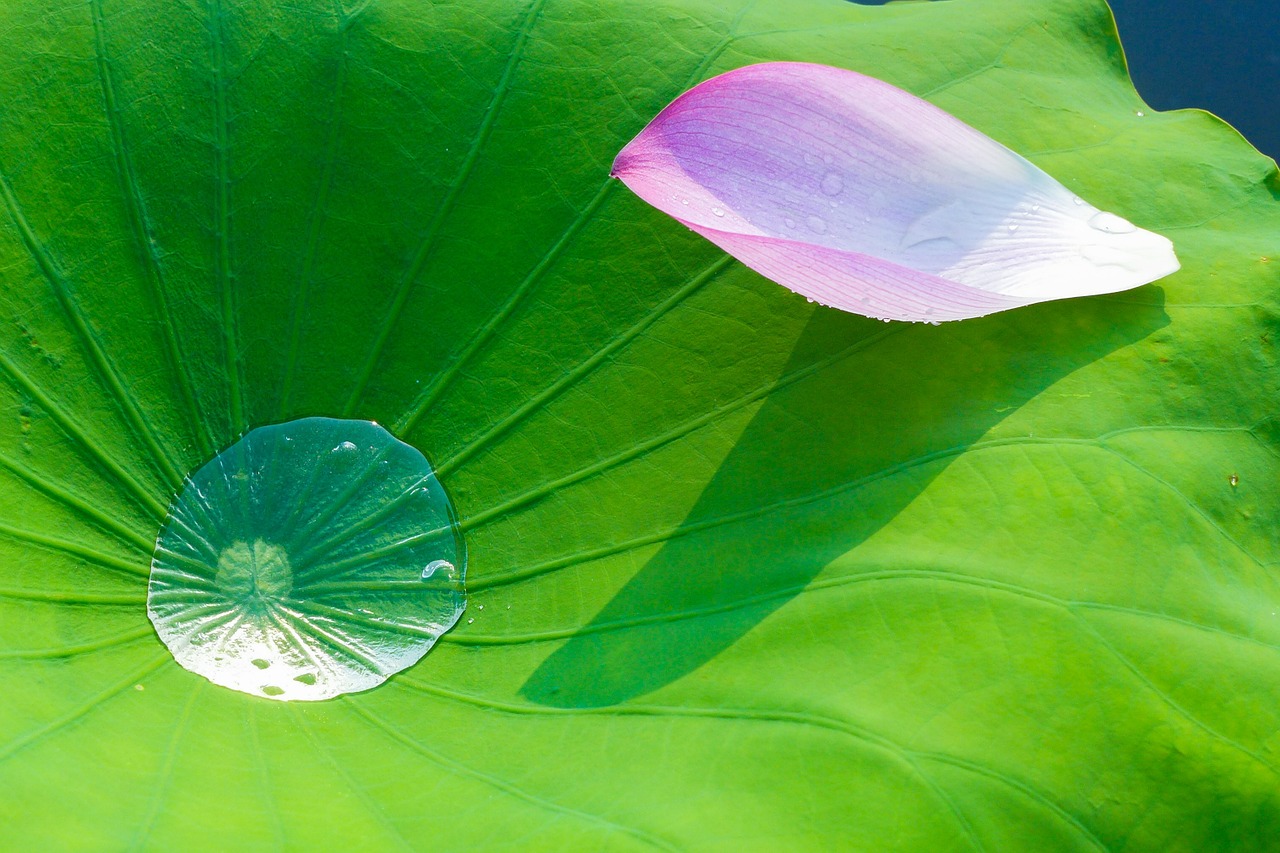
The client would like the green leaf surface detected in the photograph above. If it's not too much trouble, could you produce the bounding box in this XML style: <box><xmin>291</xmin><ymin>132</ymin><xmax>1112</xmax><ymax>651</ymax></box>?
<box><xmin>1</xmin><ymin>0</ymin><xmax>1278</xmax><ymax>848</ymax></box>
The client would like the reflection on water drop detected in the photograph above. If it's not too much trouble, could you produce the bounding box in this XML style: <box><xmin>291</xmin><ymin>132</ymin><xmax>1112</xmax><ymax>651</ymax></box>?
<box><xmin>422</xmin><ymin>559</ymin><xmax>453</xmax><ymax>580</ymax></box>
<box><xmin>147</xmin><ymin>417</ymin><xmax>466</xmax><ymax>702</ymax></box>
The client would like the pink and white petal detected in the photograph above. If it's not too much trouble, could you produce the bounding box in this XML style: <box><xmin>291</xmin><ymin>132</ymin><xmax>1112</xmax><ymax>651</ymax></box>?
<box><xmin>613</xmin><ymin>62</ymin><xmax>1178</xmax><ymax>321</ymax></box>
<box><xmin>682</xmin><ymin>222</ymin><xmax>1034</xmax><ymax>322</ymax></box>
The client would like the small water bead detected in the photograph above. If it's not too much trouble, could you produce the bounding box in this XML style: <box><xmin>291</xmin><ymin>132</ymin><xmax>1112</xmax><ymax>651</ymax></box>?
<box><xmin>711</xmin><ymin>206</ymin><xmax>725</xmax><ymax>217</ymax></box>
<box><xmin>147</xmin><ymin>417</ymin><xmax>466</xmax><ymax>702</ymax></box>
<box><xmin>806</xmin><ymin>215</ymin><xmax>827</xmax><ymax>234</ymax></box>
<box><xmin>820</xmin><ymin>172</ymin><xmax>843</xmax><ymax>197</ymax></box>
<box><xmin>1088</xmin><ymin>211</ymin><xmax>1137</xmax><ymax>234</ymax></box>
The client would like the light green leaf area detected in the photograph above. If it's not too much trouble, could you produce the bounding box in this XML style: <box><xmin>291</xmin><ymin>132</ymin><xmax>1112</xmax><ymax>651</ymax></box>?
<box><xmin>1</xmin><ymin>0</ymin><xmax>1277</xmax><ymax>847</ymax></box>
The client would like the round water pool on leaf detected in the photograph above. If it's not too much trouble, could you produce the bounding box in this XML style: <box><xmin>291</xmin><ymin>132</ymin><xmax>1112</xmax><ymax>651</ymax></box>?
<box><xmin>147</xmin><ymin>417</ymin><xmax>465</xmax><ymax>701</ymax></box>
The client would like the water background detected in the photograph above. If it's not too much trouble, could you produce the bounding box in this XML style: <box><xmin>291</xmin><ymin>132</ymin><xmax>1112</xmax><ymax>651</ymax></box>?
<box><xmin>1108</xmin><ymin>0</ymin><xmax>1277</xmax><ymax>160</ymax></box>
<box><xmin>855</xmin><ymin>0</ymin><xmax>1278</xmax><ymax>160</ymax></box>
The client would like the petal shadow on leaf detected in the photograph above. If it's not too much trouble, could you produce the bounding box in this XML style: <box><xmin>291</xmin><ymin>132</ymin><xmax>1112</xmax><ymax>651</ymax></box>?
<box><xmin>522</xmin><ymin>289</ymin><xmax>1169</xmax><ymax>708</ymax></box>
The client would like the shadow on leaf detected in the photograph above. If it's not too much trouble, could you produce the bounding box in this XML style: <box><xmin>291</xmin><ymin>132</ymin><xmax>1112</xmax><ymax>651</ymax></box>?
<box><xmin>522</xmin><ymin>287</ymin><xmax>1169</xmax><ymax>707</ymax></box>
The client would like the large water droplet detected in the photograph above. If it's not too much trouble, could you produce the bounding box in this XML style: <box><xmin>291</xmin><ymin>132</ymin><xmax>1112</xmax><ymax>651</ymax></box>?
<box><xmin>1088</xmin><ymin>211</ymin><xmax>1137</xmax><ymax>234</ymax></box>
<box><xmin>820</xmin><ymin>172</ymin><xmax>843</xmax><ymax>197</ymax></box>
<box><xmin>147</xmin><ymin>417</ymin><xmax>466</xmax><ymax>702</ymax></box>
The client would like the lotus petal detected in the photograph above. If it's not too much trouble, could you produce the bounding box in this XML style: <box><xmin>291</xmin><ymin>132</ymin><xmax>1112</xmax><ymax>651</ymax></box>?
<box><xmin>612</xmin><ymin>62</ymin><xmax>1180</xmax><ymax>322</ymax></box>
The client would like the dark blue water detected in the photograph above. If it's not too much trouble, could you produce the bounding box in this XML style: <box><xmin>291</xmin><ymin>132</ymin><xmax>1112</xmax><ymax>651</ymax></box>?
<box><xmin>853</xmin><ymin>0</ymin><xmax>1278</xmax><ymax>160</ymax></box>
<box><xmin>1109</xmin><ymin>0</ymin><xmax>1277</xmax><ymax>159</ymax></box>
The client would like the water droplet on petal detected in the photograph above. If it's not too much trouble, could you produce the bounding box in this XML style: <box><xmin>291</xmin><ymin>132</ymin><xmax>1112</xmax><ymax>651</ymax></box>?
<box><xmin>1088</xmin><ymin>211</ymin><xmax>1137</xmax><ymax>234</ymax></box>
<box><xmin>711</xmin><ymin>206</ymin><xmax>725</xmax><ymax>217</ymax></box>
<box><xmin>806</xmin><ymin>215</ymin><xmax>827</xmax><ymax>234</ymax></box>
<box><xmin>820</xmin><ymin>172</ymin><xmax>843</xmax><ymax>196</ymax></box>
<box><xmin>1072</xmin><ymin>196</ymin><xmax>1084</xmax><ymax>206</ymax></box>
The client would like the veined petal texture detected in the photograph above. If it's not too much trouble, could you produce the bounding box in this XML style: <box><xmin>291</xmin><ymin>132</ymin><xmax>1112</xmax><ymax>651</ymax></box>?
<box><xmin>612</xmin><ymin>61</ymin><xmax>1180</xmax><ymax>321</ymax></box>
